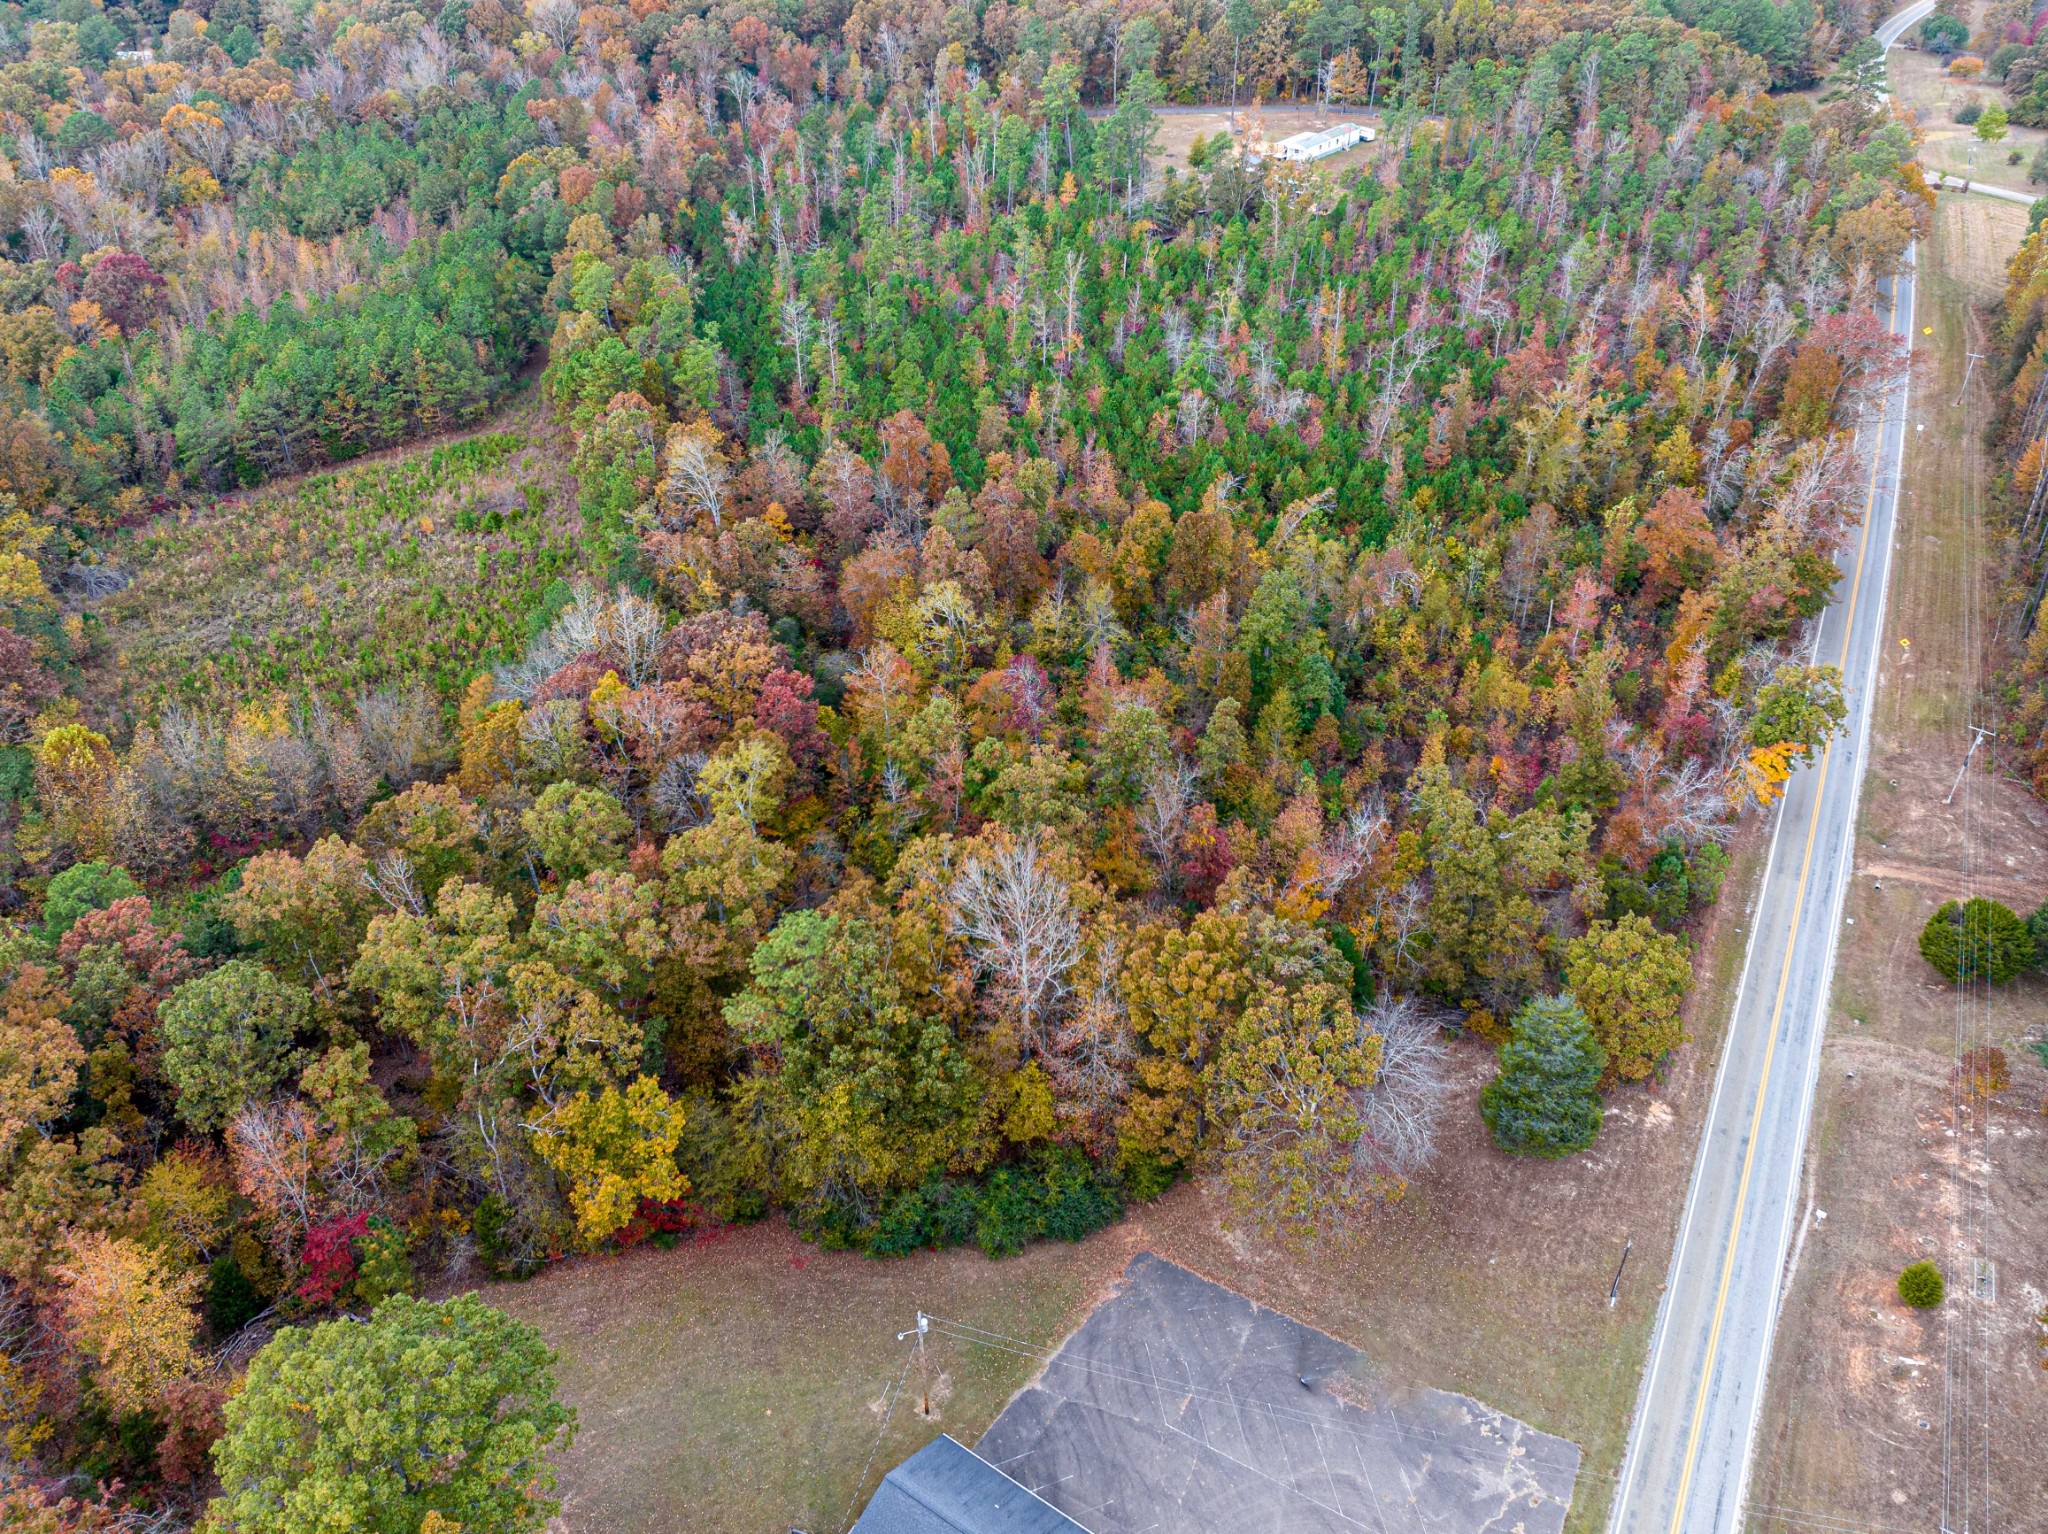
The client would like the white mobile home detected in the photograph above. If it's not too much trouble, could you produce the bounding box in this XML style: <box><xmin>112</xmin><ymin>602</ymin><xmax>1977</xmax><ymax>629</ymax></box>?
<box><xmin>1272</xmin><ymin>122</ymin><xmax>1373</xmax><ymax>162</ymax></box>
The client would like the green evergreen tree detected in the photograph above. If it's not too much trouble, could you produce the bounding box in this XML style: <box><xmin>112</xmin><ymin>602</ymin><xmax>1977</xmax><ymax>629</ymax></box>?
<box><xmin>1919</xmin><ymin>898</ymin><xmax>2035</xmax><ymax>985</ymax></box>
<box><xmin>1481</xmin><ymin>994</ymin><xmax>1606</xmax><ymax>1158</ymax></box>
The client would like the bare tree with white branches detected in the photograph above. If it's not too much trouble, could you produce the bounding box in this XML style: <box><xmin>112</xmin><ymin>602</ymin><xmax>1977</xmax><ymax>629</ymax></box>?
<box><xmin>1351</xmin><ymin>995</ymin><xmax>1451</xmax><ymax>1184</ymax></box>
<box><xmin>948</xmin><ymin>835</ymin><xmax>1082</xmax><ymax>1056</ymax></box>
<box><xmin>1136</xmin><ymin>756</ymin><xmax>1197</xmax><ymax>888</ymax></box>
<box><xmin>659</xmin><ymin>428</ymin><xmax>731</xmax><ymax>531</ymax></box>
<box><xmin>1044</xmin><ymin>930</ymin><xmax>1137</xmax><ymax>1151</ymax></box>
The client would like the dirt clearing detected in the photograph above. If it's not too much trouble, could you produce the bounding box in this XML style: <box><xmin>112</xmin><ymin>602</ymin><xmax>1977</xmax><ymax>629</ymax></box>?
<box><xmin>1147</xmin><ymin>104</ymin><xmax>1388</xmax><ymax>176</ymax></box>
<box><xmin>1747</xmin><ymin>191</ymin><xmax>2048</xmax><ymax>1533</ymax></box>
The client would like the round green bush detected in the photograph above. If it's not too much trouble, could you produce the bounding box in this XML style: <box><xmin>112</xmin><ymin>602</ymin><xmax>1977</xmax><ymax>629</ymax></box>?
<box><xmin>41</xmin><ymin>860</ymin><xmax>141</xmax><ymax>942</ymax></box>
<box><xmin>1898</xmin><ymin>1260</ymin><xmax>1945</xmax><ymax>1309</ymax></box>
<box><xmin>1919</xmin><ymin>898</ymin><xmax>2035</xmax><ymax>984</ymax></box>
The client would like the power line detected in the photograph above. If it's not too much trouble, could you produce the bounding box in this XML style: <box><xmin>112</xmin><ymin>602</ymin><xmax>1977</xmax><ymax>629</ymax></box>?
<box><xmin>837</xmin><ymin>1337</ymin><xmax>915</xmax><ymax>1534</ymax></box>
<box><xmin>1743</xmin><ymin>1498</ymin><xmax>1929</xmax><ymax>1534</ymax></box>
<box><xmin>1940</xmin><ymin>285</ymin><xmax>1997</xmax><ymax>1534</ymax></box>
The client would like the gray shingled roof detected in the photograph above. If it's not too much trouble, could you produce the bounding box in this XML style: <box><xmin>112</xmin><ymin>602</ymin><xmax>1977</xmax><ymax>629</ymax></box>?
<box><xmin>851</xmin><ymin>1434</ymin><xmax>1090</xmax><ymax>1534</ymax></box>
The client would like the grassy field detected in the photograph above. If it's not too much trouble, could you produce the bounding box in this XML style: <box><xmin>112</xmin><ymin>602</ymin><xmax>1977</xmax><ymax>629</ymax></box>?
<box><xmin>1747</xmin><ymin>190</ymin><xmax>2048</xmax><ymax>1533</ymax></box>
<box><xmin>81</xmin><ymin>395</ymin><xmax>589</xmax><ymax>732</ymax></box>
<box><xmin>1891</xmin><ymin>40</ymin><xmax>2045</xmax><ymax>200</ymax></box>
<box><xmin>485</xmin><ymin>822</ymin><xmax>1774</xmax><ymax>1534</ymax></box>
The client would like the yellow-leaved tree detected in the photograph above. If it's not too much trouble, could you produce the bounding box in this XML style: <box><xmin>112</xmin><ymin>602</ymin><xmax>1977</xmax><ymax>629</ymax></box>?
<box><xmin>532</xmin><ymin>1076</ymin><xmax>687</xmax><ymax>1245</ymax></box>
<box><xmin>54</xmin><ymin>1231</ymin><xmax>202</xmax><ymax>1415</ymax></box>
<box><xmin>1733</xmin><ymin>741</ymin><xmax>1797</xmax><ymax>809</ymax></box>
<box><xmin>34</xmin><ymin>725</ymin><xmax>116</xmax><ymax>861</ymax></box>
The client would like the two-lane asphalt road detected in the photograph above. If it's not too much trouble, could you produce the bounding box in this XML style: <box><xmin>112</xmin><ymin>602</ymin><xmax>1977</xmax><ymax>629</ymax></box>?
<box><xmin>1606</xmin><ymin>235</ymin><xmax>1918</xmax><ymax>1534</ymax></box>
<box><xmin>1880</xmin><ymin>1</ymin><xmax>1939</xmax><ymax>48</ymax></box>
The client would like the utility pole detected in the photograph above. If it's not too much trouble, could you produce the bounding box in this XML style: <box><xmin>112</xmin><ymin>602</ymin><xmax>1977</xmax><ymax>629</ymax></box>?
<box><xmin>1608</xmin><ymin>1237</ymin><xmax>1634</xmax><ymax>1309</ymax></box>
<box><xmin>1944</xmin><ymin>726</ymin><xmax>1995</xmax><ymax>806</ymax></box>
<box><xmin>1956</xmin><ymin>351</ymin><xmax>1985</xmax><ymax>406</ymax></box>
<box><xmin>898</xmin><ymin>1313</ymin><xmax>931</xmax><ymax>1416</ymax></box>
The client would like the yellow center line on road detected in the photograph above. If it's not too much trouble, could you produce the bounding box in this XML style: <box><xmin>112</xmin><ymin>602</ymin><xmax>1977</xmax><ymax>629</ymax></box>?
<box><xmin>1663</xmin><ymin>286</ymin><xmax>1901</xmax><ymax>1534</ymax></box>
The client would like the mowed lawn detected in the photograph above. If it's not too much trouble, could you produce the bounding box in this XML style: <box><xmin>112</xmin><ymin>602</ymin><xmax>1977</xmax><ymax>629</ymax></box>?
<box><xmin>487</xmin><ymin>880</ymin><xmax>1772</xmax><ymax>1534</ymax></box>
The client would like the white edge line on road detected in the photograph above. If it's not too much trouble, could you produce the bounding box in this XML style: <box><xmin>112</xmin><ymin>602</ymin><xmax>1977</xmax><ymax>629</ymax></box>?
<box><xmin>1604</xmin><ymin>218</ymin><xmax>1920</xmax><ymax>1534</ymax></box>
<box><xmin>1611</xmin><ymin>21</ymin><xmax>1925</xmax><ymax>1523</ymax></box>
<box><xmin>1725</xmin><ymin>255</ymin><xmax>1916</xmax><ymax>1531</ymax></box>
<box><xmin>1605</xmin><ymin>574</ymin><xmax>1806</xmax><ymax>1534</ymax></box>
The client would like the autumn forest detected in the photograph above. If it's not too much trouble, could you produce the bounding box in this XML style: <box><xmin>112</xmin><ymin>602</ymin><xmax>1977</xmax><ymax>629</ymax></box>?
<box><xmin>0</xmin><ymin>0</ymin><xmax>1941</xmax><ymax>1523</ymax></box>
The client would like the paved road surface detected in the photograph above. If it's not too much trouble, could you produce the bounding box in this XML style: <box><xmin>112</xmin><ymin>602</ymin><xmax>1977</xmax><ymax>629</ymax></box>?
<box><xmin>1606</xmin><ymin>173</ymin><xmax>1919</xmax><ymax>1534</ymax></box>
<box><xmin>1880</xmin><ymin>0</ymin><xmax>1938</xmax><ymax>46</ymax></box>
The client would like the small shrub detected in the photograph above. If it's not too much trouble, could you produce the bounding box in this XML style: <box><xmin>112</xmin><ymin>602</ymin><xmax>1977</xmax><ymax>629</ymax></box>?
<box><xmin>352</xmin><ymin>1216</ymin><xmax>412</xmax><ymax>1307</ymax></box>
<box><xmin>1948</xmin><ymin>54</ymin><xmax>1984</xmax><ymax>78</ymax></box>
<box><xmin>1898</xmin><ymin>1260</ymin><xmax>1945</xmax><ymax>1309</ymax></box>
<box><xmin>866</xmin><ymin>1177</ymin><xmax>980</xmax><ymax>1257</ymax></box>
<box><xmin>975</xmin><ymin>1166</ymin><xmax>1049</xmax><ymax>1258</ymax></box>
<box><xmin>1955</xmin><ymin>101</ymin><xmax>1983</xmax><ymax>125</ymax></box>
<box><xmin>472</xmin><ymin>1193</ymin><xmax>515</xmax><ymax>1276</ymax></box>
<box><xmin>852</xmin><ymin>1150</ymin><xmax>1123</xmax><ymax>1259</ymax></box>
<box><xmin>971</xmin><ymin>1151</ymin><xmax>1120</xmax><ymax>1257</ymax></box>
<box><xmin>1037</xmin><ymin>1150</ymin><xmax>1123</xmax><ymax>1242</ymax></box>
<box><xmin>1958</xmin><ymin>1046</ymin><xmax>2010</xmax><ymax>1101</ymax></box>
<box><xmin>607</xmin><ymin>1197</ymin><xmax>725</xmax><ymax>1253</ymax></box>
<box><xmin>296</xmin><ymin>1213</ymin><xmax>369</xmax><ymax>1306</ymax></box>
<box><xmin>673</xmin><ymin>1090</ymin><xmax>769</xmax><ymax>1225</ymax></box>
<box><xmin>1117</xmin><ymin>1147</ymin><xmax>1181</xmax><ymax>1202</ymax></box>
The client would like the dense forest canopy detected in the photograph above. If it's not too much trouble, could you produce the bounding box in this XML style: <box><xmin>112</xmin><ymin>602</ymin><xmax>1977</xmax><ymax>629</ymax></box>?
<box><xmin>0</xmin><ymin>0</ymin><xmax>1926</xmax><ymax>1522</ymax></box>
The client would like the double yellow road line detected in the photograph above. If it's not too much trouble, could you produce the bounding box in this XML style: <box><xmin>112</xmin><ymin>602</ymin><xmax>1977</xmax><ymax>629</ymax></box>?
<box><xmin>1662</xmin><ymin>279</ymin><xmax>1906</xmax><ymax>1533</ymax></box>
